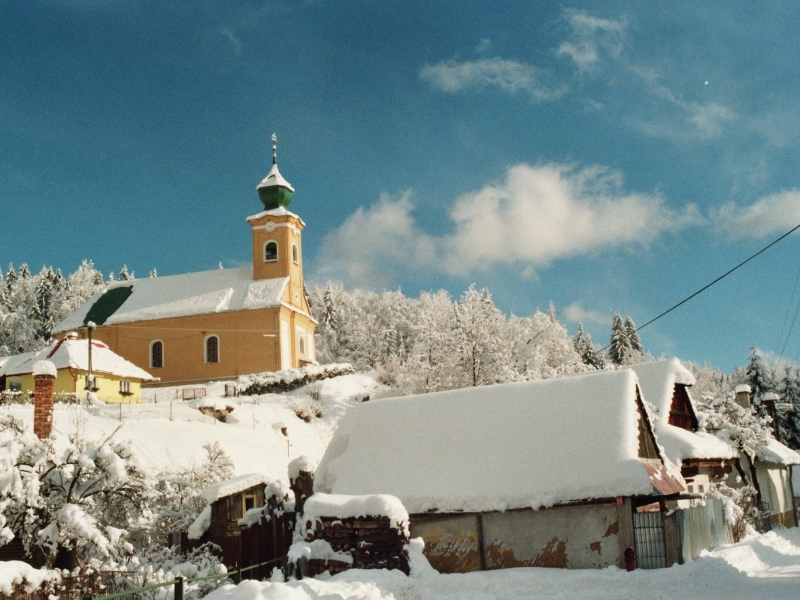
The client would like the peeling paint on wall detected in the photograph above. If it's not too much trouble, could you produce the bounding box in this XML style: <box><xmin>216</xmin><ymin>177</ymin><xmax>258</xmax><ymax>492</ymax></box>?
<box><xmin>533</xmin><ymin>536</ymin><xmax>568</xmax><ymax>568</ymax></box>
<box><xmin>410</xmin><ymin>518</ymin><xmax>481</xmax><ymax>573</ymax></box>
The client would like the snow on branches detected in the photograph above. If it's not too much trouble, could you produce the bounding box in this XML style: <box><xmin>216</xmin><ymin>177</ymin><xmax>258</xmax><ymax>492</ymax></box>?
<box><xmin>0</xmin><ymin>415</ymin><xmax>146</xmax><ymax>566</ymax></box>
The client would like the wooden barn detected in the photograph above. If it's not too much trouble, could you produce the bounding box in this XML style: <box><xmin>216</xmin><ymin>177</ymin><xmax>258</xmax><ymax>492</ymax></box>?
<box><xmin>314</xmin><ymin>369</ymin><xmax>689</xmax><ymax>572</ymax></box>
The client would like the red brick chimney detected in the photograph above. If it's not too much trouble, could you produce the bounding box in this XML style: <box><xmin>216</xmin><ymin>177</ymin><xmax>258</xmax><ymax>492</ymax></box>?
<box><xmin>32</xmin><ymin>360</ymin><xmax>57</xmax><ymax>440</ymax></box>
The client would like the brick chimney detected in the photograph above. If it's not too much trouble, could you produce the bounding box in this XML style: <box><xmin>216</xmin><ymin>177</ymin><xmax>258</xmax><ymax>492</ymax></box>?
<box><xmin>32</xmin><ymin>360</ymin><xmax>57</xmax><ymax>440</ymax></box>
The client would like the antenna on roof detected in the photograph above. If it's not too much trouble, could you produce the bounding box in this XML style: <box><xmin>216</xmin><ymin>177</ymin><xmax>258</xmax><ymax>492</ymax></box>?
<box><xmin>271</xmin><ymin>132</ymin><xmax>277</xmax><ymax>165</ymax></box>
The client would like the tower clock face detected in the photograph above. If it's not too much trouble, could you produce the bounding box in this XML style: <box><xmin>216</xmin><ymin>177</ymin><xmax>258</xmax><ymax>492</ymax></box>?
<box><xmin>266</xmin><ymin>221</ymin><xmax>275</xmax><ymax>232</ymax></box>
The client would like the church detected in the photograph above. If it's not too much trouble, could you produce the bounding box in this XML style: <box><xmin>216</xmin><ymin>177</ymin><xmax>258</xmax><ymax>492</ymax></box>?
<box><xmin>53</xmin><ymin>139</ymin><xmax>318</xmax><ymax>385</ymax></box>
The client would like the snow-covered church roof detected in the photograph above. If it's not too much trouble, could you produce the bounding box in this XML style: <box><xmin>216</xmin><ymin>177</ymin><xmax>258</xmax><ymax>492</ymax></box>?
<box><xmin>53</xmin><ymin>268</ymin><xmax>289</xmax><ymax>332</ymax></box>
<box><xmin>628</xmin><ymin>359</ymin><xmax>738</xmax><ymax>463</ymax></box>
<box><xmin>0</xmin><ymin>337</ymin><xmax>154</xmax><ymax>381</ymax></box>
<box><xmin>315</xmin><ymin>369</ymin><xmax>682</xmax><ymax>514</ymax></box>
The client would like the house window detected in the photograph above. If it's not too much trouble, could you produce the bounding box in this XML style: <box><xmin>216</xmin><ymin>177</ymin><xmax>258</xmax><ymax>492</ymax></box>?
<box><xmin>205</xmin><ymin>335</ymin><xmax>219</xmax><ymax>363</ymax></box>
<box><xmin>292</xmin><ymin>244</ymin><xmax>299</xmax><ymax>263</ymax></box>
<box><xmin>9</xmin><ymin>379</ymin><xmax>22</xmax><ymax>392</ymax></box>
<box><xmin>150</xmin><ymin>340</ymin><xmax>164</xmax><ymax>369</ymax></box>
<box><xmin>243</xmin><ymin>493</ymin><xmax>256</xmax><ymax>513</ymax></box>
<box><xmin>265</xmin><ymin>241</ymin><xmax>278</xmax><ymax>262</ymax></box>
<box><xmin>120</xmin><ymin>380</ymin><xmax>131</xmax><ymax>395</ymax></box>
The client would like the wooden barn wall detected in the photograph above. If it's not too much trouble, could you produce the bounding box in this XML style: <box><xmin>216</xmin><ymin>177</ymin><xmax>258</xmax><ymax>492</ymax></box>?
<box><xmin>411</xmin><ymin>502</ymin><xmax>634</xmax><ymax>574</ymax></box>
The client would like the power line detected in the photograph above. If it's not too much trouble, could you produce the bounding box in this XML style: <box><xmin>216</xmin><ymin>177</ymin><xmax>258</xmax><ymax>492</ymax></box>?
<box><xmin>601</xmin><ymin>220</ymin><xmax>800</xmax><ymax>351</ymax></box>
<box><xmin>774</xmin><ymin>257</ymin><xmax>800</xmax><ymax>365</ymax></box>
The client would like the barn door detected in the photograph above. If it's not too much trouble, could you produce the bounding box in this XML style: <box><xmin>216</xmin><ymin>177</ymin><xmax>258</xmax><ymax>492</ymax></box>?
<box><xmin>633</xmin><ymin>511</ymin><xmax>667</xmax><ymax>569</ymax></box>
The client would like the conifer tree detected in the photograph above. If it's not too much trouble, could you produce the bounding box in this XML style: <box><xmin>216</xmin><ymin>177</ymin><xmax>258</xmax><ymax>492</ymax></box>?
<box><xmin>574</xmin><ymin>323</ymin><xmax>605</xmax><ymax>370</ymax></box>
<box><xmin>745</xmin><ymin>347</ymin><xmax>773</xmax><ymax>404</ymax></box>
<box><xmin>624</xmin><ymin>316</ymin><xmax>644</xmax><ymax>364</ymax></box>
<box><xmin>118</xmin><ymin>265</ymin><xmax>133</xmax><ymax>281</ymax></box>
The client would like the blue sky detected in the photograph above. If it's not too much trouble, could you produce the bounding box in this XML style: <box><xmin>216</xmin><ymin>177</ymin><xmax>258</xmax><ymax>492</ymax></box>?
<box><xmin>3</xmin><ymin>1</ymin><xmax>800</xmax><ymax>372</ymax></box>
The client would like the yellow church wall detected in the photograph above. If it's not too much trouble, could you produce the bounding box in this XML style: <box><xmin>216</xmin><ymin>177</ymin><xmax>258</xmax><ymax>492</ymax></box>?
<box><xmin>78</xmin><ymin>305</ymin><xmax>317</xmax><ymax>385</ymax></box>
<box><xmin>4</xmin><ymin>370</ymin><xmax>144</xmax><ymax>403</ymax></box>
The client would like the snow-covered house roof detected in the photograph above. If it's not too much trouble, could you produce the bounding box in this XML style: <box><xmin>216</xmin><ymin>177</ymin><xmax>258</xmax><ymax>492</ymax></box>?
<box><xmin>627</xmin><ymin>359</ymin><xmax>737</xmax><ymax>463</ymax></box>
<box><xmin>0</xmin><ymin>337</ymin><xmax>154</xmax><ymax>381</ymax></box>
<box><xmin>201</xmin><ymin>473</ymin><xmax>272</xmax><ymax>503</ymax></box>
<box><xmin>315</xmin><ymin>370</ymin><xmax>683</xmax><ymax>514</ymax></box>
<box><xmin>53</xmin><ymin>268</ymin><xmax>290</xmax><ymax>332</ymax></box>
<box><xmin>757</xmin><ymin>439</ymin><xmax>800</xmax><ymax>466</ymax></box>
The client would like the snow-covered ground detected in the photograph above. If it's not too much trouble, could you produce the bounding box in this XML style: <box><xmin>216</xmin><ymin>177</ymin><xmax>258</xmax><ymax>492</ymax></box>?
<box><xmin>2</xmin><ymin>373</ymin><xmax>383</xmax><ymax>479</ymax></box>
<box><xmin>205</xmin><ymin>528</ymin><xmax>800</xmax><ymax>600</ymax></box>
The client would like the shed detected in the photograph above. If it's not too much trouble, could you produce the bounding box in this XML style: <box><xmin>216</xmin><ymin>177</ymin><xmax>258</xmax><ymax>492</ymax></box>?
<box><xmin>628</xmin><ymin>360</ymin><xmax>738</xmax><ymax>498</ymax></box>
<box><xmin>315</xmin><ymin>369</ymin><xmax>685</xmax><ymax>572</ymax></box>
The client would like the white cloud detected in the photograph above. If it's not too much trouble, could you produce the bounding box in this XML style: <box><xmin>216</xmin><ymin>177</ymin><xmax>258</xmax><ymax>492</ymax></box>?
<box><xmin>220</xmin><ymin>26</ymin><xmax>242</xmax><ymax>55</ymax></box>
<box><xmin>557</xmin><ymin>9</ymin><xmax>627</xmax><ymax>71</ymax></box>
<box><xmin>710</xmin><ymin>190</ymin><xmax>800</xmax><ymax>240</ymax></box>
<box><xmin>440</xmin><ymin>163</ymin><xmax>701</xmax><ymax>275</ymax></box>
<box><xmin>420</xmin><ymin>58</ymin><xmax>566</xmax><ymax>101</ymax></box>
<box><xmin>563</xmin><ymin>302</ymin><xmax>613</xmax><ymax>326</ymax></box>
<box><xmin>312</xmin><ymin>192</ymin><xmax>437</xmax><ymax>288</ymax></box>
<box><xmin>628</xmin><ymin>67</ymin><xmax>737</xmax><ymax>140</ymax></box>
<box><xmin>315</xmin><ymin>163</ymin><xmax>702</xmax><ymax>288</ymax></box>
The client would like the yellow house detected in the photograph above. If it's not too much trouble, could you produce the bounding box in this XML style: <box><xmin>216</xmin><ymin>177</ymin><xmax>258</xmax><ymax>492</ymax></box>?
<box><xmin>0</xmin><ymin>333</ymin><xmax>154</xmax><ymax>403</ymax></box>
<box><xmin>53</xmin><ymin>138</ymin><xmax>318</xmax><ymax>385</ymax></box>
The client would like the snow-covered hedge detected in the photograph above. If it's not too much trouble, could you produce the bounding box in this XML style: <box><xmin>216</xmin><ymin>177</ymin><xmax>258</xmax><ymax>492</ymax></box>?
<box><xmin>237</xmin><ymin>363</ymin><xmax>354</xmax><ymax>396</ymax></box>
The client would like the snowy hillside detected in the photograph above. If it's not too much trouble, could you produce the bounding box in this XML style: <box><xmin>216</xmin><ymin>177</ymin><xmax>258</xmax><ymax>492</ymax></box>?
<box><xmin>3</xmin><ymin>373</ymin><xmax>383</xmax><ymax>481</ymax></box>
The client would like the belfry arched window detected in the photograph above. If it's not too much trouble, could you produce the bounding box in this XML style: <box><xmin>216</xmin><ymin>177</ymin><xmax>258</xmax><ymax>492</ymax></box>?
<box><xmin>292</xmin><ymin>244</ymin><xmax>299</xmax><ymax>264</ymax></box>
<box><xmin>265</xmin><ymin>241</ymin><xmax>278</xmax><ymax>262</ymax></box>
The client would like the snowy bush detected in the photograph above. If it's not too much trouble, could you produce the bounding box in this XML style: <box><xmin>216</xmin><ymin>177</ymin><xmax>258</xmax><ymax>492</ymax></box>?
<box><xmin>0</xmin><ymin>415</ymin><xmax>147</xmax><ymax>567</ymax></box>
<box><xmin>708</xmin><ymin>482</ymin><xmax>758</xmax><ymax>542</ymax></box>
<box><xmin>119</xmin><ymin>542</ymin><xmax>228</xmax><ymax>599</ymax></box>
<box><xmin>237</xmin><ymin>363</ymin><xmax>355</xmax><ymax>396</ymax></box>
<box><xmin>292</xmin><ymin>396</ymin><xmax>323</xmax><ymax>422</ymax></box>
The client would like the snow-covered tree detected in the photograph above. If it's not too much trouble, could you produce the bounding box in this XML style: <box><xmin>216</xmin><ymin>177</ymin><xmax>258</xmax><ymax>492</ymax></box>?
<box><xmin>573</xmin><ymin>323</ymin><xmax>606</xmax><ymax>370</ymax></box>
<box><xmin>148</xmin><ymin>442</ymin><xmax>234</xmax><ymax>545</ymax></box>
<box><xmin>118</xmin><ymin>265</ymin><xmax>134</xmax><ymax>281</ymax></box>
<box><xmin>0</xmin><ymin>416</ymin><xmax>147</xmax><ymax>567</ymax></box>
<box><xmin>451</xmin><ymin>286</ymin><xmax>509</xmax><ymax>387</ymax></box>
<box><xmin>778</xmin><ymin>368</ymin><xmax>800</xmax><ymax>449</ymax></box>
<box><xmin>745</xmin><ymin>347</ymin><xmax>774</xmax><ymax>405</ymax></box>
<box><xmin>608</xmin><ymin>312</ymin><xmax>644</xmax><ymax>366</ymax></box>
<box><xmin>399</xmin><ymin>290</ymin><xmax>455</xmax><ymax>393</ymax></box>
<box><xmin>624</xmin><ymin>316</ymin><xmax>644</xmax><ymax>363</ymax></box>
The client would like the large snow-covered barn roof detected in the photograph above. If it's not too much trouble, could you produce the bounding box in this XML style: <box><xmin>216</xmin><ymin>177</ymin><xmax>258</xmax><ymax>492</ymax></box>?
<box><xmin>53</xmin><ymin>268</ymin><xmax>289</xmax><ymax>332</ymax></box>
<box><xmin>315</xmin><ymin>370</ymin><xmax>682</xmax><ymax>514</ymax></box>
<box><xmin>0</xmin><ymin>337</ymin><xmax>154</xmax><ymax>381</ymax></box>
<box><xmin>627</xmin><ymin>359</ymin><xmax>737</xmax><ymax>463</ymax></box>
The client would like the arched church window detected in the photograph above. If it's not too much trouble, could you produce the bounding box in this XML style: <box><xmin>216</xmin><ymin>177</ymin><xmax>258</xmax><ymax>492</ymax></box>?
<box><xmin>265</xmin><ymin>241</ymin><xmax>278</xmax><ymax>262</ymax></box>
<box><xmin>205</xmin><ymin>335</ymin><xmax>219</xmax><ymax>363</ymax></box>
<box><xmin>299</xmin><ymin>336</ymin><xmax>305</xmax><ymax>354</ymax></box>
<box><xmin>150</xmin><ymin>340</ymin><xmax>164</xmax><ymax>368</ymax></box>
<box><xmin>292</xmin><ymin>244</ymin><xmax>299</xmax><ymax>263</ymax></box>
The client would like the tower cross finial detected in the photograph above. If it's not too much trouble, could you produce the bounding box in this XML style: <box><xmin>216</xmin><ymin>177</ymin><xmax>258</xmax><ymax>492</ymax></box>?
<box><xmin>271</xmin><ymin>132</ymin><xmax>277</xmax><ymax>165</ymax></box>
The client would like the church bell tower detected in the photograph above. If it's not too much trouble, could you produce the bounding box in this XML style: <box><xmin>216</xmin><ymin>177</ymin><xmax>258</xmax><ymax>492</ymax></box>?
<box><xmin>247</xmin><ymin>134</ymin><xmax>307</xmax><ymax>311</ymax></box>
